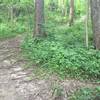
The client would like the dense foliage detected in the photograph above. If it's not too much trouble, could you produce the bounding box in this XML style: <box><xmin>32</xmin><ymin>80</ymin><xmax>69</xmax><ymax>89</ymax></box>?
<box><xmin>0</xmin><ymin>0</ymin><xmax>34</xmax><ymax>39</ymax></box>
<box><xmin>70</xmin><ymin>87</ymin><xmax>100</xmax><ymax>100</ymax></box>
<box><xmin>0</xmin><ymin>0</ymin><xmax>86</xmax><ymax>38</ymax></box>
<box><xmin>22</xmin><ymin>22</ymin><xmax>100</xmax><ymax>80</ymax></box>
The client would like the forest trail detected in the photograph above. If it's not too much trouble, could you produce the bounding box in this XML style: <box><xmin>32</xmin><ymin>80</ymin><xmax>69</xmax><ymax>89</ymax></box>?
<box><xmin>0</xmin><ymin>36</ymin><xmax>99</xmax><ymax>100</ymax></box>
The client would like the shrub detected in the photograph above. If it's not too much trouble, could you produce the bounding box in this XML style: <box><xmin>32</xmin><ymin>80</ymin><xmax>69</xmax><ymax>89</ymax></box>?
<box><xmin>0</xmin><ymin>22</ymin><xmax>26</xmax><ymax>39</ymax></box>
<box><xmin>69</xmin><ymin>87</ymin><xmax>100</xmax><ymax>100</ymax></box>
<box><xmin>21</xmin><ymin>34</ymin><xmax>100</xmax><ymax>80</ymax></box>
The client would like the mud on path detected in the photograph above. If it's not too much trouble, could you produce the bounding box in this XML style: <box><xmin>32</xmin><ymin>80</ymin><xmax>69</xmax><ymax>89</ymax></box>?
<box><xmin>0</xmin><ymin>36</ymin><xmax>99</xmax><ymax>100</ymax></box>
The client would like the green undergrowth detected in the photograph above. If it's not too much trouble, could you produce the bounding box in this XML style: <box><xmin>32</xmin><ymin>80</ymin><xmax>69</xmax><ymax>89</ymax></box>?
<box><xmin>0</xmin><ymin>10</ymin><xmax>33</xmax><ymax>39</ymax></box>
<box><xmin>21</xmin><ymin>22</ymin><xmax>100</xmax><ymax>81</ymax></box>
<box><xmin>69</xmin><ymin>87</ymin><xmax>100</xmax><ymax>100</ymax></box>
<box><xmin>0</xmin><ymin>22</ymin><xmax>27</xmax><ymax>39</ymax></box>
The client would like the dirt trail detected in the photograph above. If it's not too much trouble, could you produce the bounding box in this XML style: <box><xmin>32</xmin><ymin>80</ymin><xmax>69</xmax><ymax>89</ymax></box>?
<box><xmin>0</xmin><ymin>36</ymin><xmax>53</xmax><ymax>100</ymax></box>
<box><xmin>0</xmin><ymin>36</ymin><xmax>99</xmax><ymax>100</ymax></box>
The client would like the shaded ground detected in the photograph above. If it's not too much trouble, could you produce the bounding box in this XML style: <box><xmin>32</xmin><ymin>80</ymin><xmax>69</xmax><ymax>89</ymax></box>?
<box><xmin>0</xmin><ymin>36</ymin><xmax>99</xmax><ymax>100</ymax></box>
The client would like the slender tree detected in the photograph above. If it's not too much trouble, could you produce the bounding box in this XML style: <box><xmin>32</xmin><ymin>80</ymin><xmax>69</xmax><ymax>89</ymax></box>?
<box><xmin>69</xmin><ymin>0</ymin><xmax>74</xmax><ymax>26</ymax></box>
<box><xmin>34</xmin><ymin>0</ymin><xmax>46</xmax><ymax>37</ymax></box>
<box><xmin>90</xmin><ymin>0</ymin><xmax>100</xmax><ymax>49</ymax></box>
<box><xmin>85</xmin><ymin>0</ymin><xmax>89</xmax><ymax>48</ymax></box>
<box><xmin>61</xmin><ymin>0</ymin><xmax>67</xmax><ymax>16</ymax></box>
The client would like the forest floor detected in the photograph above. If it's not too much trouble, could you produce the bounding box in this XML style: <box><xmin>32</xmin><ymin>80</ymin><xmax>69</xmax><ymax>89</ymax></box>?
<box><xmin>0</xmin><ymin>35</ymin><xmax>100</xmax><ymax>100</ymax></box>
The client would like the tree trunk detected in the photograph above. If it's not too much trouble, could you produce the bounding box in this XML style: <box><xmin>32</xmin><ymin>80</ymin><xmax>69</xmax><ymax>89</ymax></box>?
<box><xmin>69</xmin><ymin>0</ymin><xmax>74</xmax><ymax>26</ymax></box>
<box><xmin>90</xmin><ymin>0</ymin><xmax>100</xmax><ymax>49</ymax></box>
<box><xmin>10</xmin><ymin>6</ymin><xmax>14</xmax><ymax>23</ymax></box>
<box><xmin>85</xmin><ymin>0</ymin><xmax>89</xmax><ymax>48</ymax></box>
<box><xmin>34</xmin><ymin>0</ymin><xmax>46</xmax><ymax>37</ymax></box>
<box><xmin>61</xmin><ymin>0</ymin><xmax>66</xmax><ymax>16</ymax></box>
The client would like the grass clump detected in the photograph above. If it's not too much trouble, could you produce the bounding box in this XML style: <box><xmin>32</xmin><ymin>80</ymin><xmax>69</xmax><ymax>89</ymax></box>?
<box><xmin>69</xmin><ymin>87</ymin><xmax>100</xmax><ymax>100</ymax></box>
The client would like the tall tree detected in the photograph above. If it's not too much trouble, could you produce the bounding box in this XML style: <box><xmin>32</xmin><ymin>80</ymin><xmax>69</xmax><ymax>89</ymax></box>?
<box><xmin>90</xmin><ymin>0</ymin><xmax>100</xmax><ymax>49</ymax></box>
<box><xmin>85</xmin><ymin>0</ymin><xmax>89</xmax><ymax>48</ymax></box>
<box><xmin>69</xmin><ymin>0</ymin><xmax>74</xmax><ymax>26</ymax></box>
<box><xmin>61</xmin><ymin>0</ymin><xmax>67</xmax><ymax>16</ymax></box>
<box><xmin>34</xmin><ymin>0</ymin><xmax>46</xmax><ymax>37</ymax></box>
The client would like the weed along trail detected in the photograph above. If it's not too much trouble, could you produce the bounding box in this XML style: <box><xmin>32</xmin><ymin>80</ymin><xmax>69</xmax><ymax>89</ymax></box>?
<box><xmin>0</xmin><ymin>36</ymin><xmax>99</xmax><ymax>100</ymax></box>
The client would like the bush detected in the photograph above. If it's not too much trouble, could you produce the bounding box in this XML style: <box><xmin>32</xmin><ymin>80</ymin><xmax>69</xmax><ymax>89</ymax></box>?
<box><xmin>70</xmin><ymin>87</ymin><xmax>100</xmax><ymax>100</ymax></box>
<box><xmin>0</xmin><ymin>23</ymin><xmax>12</xmax><ymax>38</ymax></box>
<box><xmin>0</xmin><ymin>22</ymin><xmax>26</xmax><ymax>39</ymax></box>
<box><xmin>21</xmin><ymin>34</ymin><xmax>100</xmax><ymax>80</ymax></box>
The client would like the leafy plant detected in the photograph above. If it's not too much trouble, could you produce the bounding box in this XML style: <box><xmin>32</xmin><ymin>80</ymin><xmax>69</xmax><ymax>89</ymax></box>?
<box><xmin>21</xmin><ymin>31</ymin><xmax>100</xmax><ymax>80</ymax></box>
<box><xmin>69</xmin><ymin>87</ymin><xmax>100</xmax><ymax>100</ymax></box>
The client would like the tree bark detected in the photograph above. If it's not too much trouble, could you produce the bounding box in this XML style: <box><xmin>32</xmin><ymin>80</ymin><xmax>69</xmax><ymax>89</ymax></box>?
<box><xmin>90</xmin><ymin>0</ymin><xmax>100</xmax><ymax>49</ymax></box>
<box><xmin>34</xmin><ymin>0</ymin><xmax>46</xmax><ymax>37</ymax></box>
<box><xmin>69</xmin><ymin>0</ymin><xmax>74</xmax><ymax>26</ymax></box>
<box><xmin>85</xmin><ymin>0</ymin><xmax>89</xmax><ymax>48</ymax></box>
